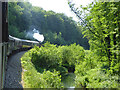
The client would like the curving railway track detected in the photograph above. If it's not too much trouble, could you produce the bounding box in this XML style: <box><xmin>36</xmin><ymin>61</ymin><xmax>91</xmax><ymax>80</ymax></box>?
<box><xmin>1</xmin><ymin>35</ymin><xmax>39</xmax><ymax>89</ymax></box>
<box><xmin>4</xmin><ymin>51</ymin><xmax>26</xmax><ymax>88</ymax></box>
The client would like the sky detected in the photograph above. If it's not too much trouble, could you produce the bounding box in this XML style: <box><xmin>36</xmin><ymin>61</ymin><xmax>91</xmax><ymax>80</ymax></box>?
<box><xmin>28</xmin><ymin>0</ymin><xmax>93</xmax><ymax>21</ymax></box>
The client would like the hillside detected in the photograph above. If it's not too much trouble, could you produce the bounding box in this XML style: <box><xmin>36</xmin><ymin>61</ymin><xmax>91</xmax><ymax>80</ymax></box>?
<box><xmin>8</xmin><ymin>2</ymin><xmax>89</xmax><ymax>49</ymax></box>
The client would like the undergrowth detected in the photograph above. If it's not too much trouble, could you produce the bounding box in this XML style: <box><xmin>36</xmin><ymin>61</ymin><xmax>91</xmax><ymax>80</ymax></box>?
<box><xmin>21</xmin><ymin>42</ymin><xmax>119</xmax><ymax>88</ymax></box>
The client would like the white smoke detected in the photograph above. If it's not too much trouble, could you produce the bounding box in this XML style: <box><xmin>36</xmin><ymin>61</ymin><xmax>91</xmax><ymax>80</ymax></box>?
<box><xmin>33</xmin><ymin>28</ymin><xmax>44</xmax><ymax>42</ymax></box>
<box><xmin>33</xmin><ymin>28</ymin><xmax>39</xmax><ymax>33</ymax></box>
<box><xmin>33</xmin><ymin>33</ymin><xmax>44</xmax><ymax>42</ymax></box>
<box><xmin>26</xmin><ymin>32</ymin><xmax>33</xmax><ymax>39</ymax></box>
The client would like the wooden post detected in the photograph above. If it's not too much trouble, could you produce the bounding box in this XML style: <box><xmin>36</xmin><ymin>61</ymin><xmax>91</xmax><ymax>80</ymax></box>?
<box><xmin>0</xmin><ymin>2</ymin><xmax>2</xmax><ymax>42</ymax></box>
<box><xmin>0</xmin><ymin>1</ymin><xmax>8</xmax><ymax>89</ymax></box>
<box><xmin>2</xmin><ymin>2</ymin><xmax>8</xmax><ymax>42</ymax></box>
<box><xmin>0</xmin><ymin>1</ymin><xmax>2</xmax><ymax>89</ymax></box>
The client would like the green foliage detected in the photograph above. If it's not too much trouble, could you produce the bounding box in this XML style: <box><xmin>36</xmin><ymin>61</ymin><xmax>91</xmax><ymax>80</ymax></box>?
<box><xmin>21</xmin><ymin>42</ymin><xmax>85</xmax><ymax>88</ymax></box>
<box><xmin>31</xmin><ymin>42</ymin><xmax>63</xmax><ymax>69</ymax></box>
<box><xmin>61</xmin><ymin>73</ymin><xmax>75</xmax><ymax>88</ymax></box>
<box><xmin>56</xmin><ymin>66</ymin><xmax>68</xmax><ymax>74</ymax></box>
<box><xmin>60</xmin><ymin>44</ymin><xmax>85</xmax><ymax>69</ymax></box>
<box><xmin>75</xmin><ymin>68</ymin><xmax>119</xmax><ymax>88</ymax></box>
<box><xmin>31</xmin><ymin>42</ymin><xmax>85</xmax><ymax>72</ymax></box>
<box><xmin>44</xmin><ymin>31</ymin><xmax>66</xmax><ymax>45</ymax></box>
<box><xmin>8</xmin><ymin>2</ymin><xmax>32</xmax><ymax>39</ymax></box>
<box><xmin>8</xmin><ymin>2</ymin><xmax>89</xmax><ymax>49</ymax></box>
<box><xmin>9</xmin><ymin>25</ymin><xmax>25</xmax><ymax>39</ymax></box>
<box><xmin>68</xmin><ymin>0</ymin><xmax>119</xmax><ymax>66</ymax></box>
<box><xmin>21</xmin><ymin>51</ymin><xmax>63</xmax><ymax>88</ymax></box>
<box><xmin>74</xmin><ymin>50</ymin><xmax>119</xmax><ymax>88</ymax></box>
<box><xmin>21</xmin><ymin>42</ymin><xmax>119</xmax><ymax>88</ymax></box>
<box><xmin>10</xmin><ymin>1</ymin><xmax>120</xmax><ymax>88</ymax></box>
<box><xmin>68</xmin><ymin>1</ymin><xmax>119</xmax><ymax>88</ymax></box>
<box><xmin>75</xmin><ymin>50</ymin><xmax>98</xmax><ymax>76</ymax></box>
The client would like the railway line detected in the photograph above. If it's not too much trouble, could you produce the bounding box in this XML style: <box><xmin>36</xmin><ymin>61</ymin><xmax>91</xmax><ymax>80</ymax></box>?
<box><xmin>1</xmin><ymin>35</ymin><xmax>39</xmax><ymax>89</ymax></box>
<box><xmin>4</xmin><ymin>51</ymin><xmax>27</xmax><ymax>88</ymax></box>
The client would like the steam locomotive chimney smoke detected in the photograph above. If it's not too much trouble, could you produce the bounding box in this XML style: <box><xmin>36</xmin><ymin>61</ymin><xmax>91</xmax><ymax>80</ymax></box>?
<box><xmin>33</xmin><ymin>28</ymin><xmax>44</xmax><ymax>45</ymax></box>
<box><xmin>33</xmin><ymin>33</ymin><xmax>44</xmax><ymax>42</ymax></box>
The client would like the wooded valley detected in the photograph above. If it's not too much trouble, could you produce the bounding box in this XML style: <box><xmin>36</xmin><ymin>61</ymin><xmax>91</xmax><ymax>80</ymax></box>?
<box><xmin>8</xmin><ymin>0</ymin><xmax>119</xmax><ymax>88</ymax></box>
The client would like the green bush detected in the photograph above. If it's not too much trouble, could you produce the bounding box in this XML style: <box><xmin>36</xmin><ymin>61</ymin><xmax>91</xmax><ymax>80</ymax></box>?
<box><xmin>21</xmin><ymin>51</ymin><xmax>63</xmax><ymax>88</ymax></box>
<box><xmin>31</xmin><ymin>42</ymin><xmax>63</xmax><ymax>69</ymax></box>
<box><xmin>31</xmin><ymin>42</ymin><xmax>85</xmax><ymax>72</ymax></box>
<box><xmin>75</xmin><ymin>68</ymin><xmax>119</xmax><ymax>88</ymax></box>
<box><xmin>56</xmin><ymin>66</ymin><xmax>68</xmax><ymax>74</ymax></box>
<box><xmin>74</xmin><ymin>50</ymin><xmax>119</xmax><ymax>88</ymax></box>
<box><xmin>21</xmin><ymin>42</ymin><xmax>119</xmax><ymax>88</ymax></box>
<box><xmin>21</xmin><ymin>42</ymin><xmax>86</xmax><ymax>88</ymax></box>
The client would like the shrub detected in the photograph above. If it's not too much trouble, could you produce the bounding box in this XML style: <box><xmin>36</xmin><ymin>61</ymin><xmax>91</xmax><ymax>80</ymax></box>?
<box><xmin>75</xmin><ymin>68</ymin><xmax>119</xmax><ymax>88</ymax></box>
<box><xmin>31</xmin><ymin>42</ymin><xmax>85</xmax><ymax>72</ymax></box>
<box><xmin>21</xmin><ymin>51</ymin><xmax>63</xmax><ymax>88</ymax></box>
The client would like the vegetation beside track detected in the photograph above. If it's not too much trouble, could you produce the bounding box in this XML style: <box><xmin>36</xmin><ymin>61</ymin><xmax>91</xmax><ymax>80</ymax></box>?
<box><xmin>21</xmin><ymin>42</ymin><xmax>119</xmax><ymax>88</ymax></box>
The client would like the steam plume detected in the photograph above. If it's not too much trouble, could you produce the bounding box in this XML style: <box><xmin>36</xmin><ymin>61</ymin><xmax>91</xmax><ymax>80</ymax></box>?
<box><xmin>33</xmin><ymin>28</ymin><xmax>44</xmax><ymax>42</ymax></box>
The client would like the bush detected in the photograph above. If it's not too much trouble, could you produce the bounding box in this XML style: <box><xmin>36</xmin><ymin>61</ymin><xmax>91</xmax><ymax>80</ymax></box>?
<box><xmin>31</xmin><ymin>42</ymin><xmax>85</xmax><ymax>72</ymax></box>
<box><xmin>21</xmin><ymin>51</ymin><xmax>63</xmax><ymax>88</ymax></box>
<box><xmin>75</xmin><ymin>68</ymin><xmax>119</xmax><ymax>88</ymax></box>
<box><xmin>21</xmin><ymin>42</ymin><xmax>86</xmax><ymax>88</ymax></box>
<box><xmin>21</xmin><ymin>42</ymin><xmax>119</xmax><ymax>88</ymax></box>
<box><xmin>74</xmin><ymin>50</ymin><xmax>119</xmax><ymax>88</ymax></box>
<box><xmin>31</xmin><ymin>42</ymin><xmax>63</xmax><ymax>69</ymax></box>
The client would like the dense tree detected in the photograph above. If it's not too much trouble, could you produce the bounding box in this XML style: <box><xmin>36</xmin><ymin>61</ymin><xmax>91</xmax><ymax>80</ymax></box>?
<box><xmin>67</xmin><ymin>0</ymin><xmax>119</xmax><ymax>88</ymax></box>
<box><xmin>68</xmin><ymin>0</ymin><xmax>120</xmax><ymax>75</ymax></box>
<box><xmin>8</xmin><ymin>2</ymin><xmax>90</xmax><ymax>49</ymax></box>
<box><xmin>8</xmin><ymin>2</ymin><xmax>32</xmax><ymax>38</ymax></box>
<box><xmin>17</xmin><ymin>2</ymin><xmax>32</xmax><ymax>32</ymax></box>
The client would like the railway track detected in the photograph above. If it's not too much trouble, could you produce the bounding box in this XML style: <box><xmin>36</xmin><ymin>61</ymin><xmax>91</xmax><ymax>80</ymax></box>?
<box><xmin>4</xmin><ymin>51</ymin><xmax>27</xmax><ymax>88</ymax></box>
<box><xmin>0</xmin><ymin>35</ymin><xmax>39</xmax><ymax>89</ymax></box>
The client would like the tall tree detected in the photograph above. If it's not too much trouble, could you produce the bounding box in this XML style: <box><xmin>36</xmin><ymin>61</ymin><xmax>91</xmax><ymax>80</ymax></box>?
<box><xmin>68</xmin><ymin>0</ymin><xmax>120</xmax><ymax>74</ymax></box>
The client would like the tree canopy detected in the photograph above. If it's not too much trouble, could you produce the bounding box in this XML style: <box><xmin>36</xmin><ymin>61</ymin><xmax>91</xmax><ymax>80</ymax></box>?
<box><xmin>68</xmin><ymin>0</ymin><xmax>119</xmax><ymax>75</ymax></box>
<box><xmin>8</xmin><ymin>2</ymin><xmax>89</xmax><ymax>49</ymax></box>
